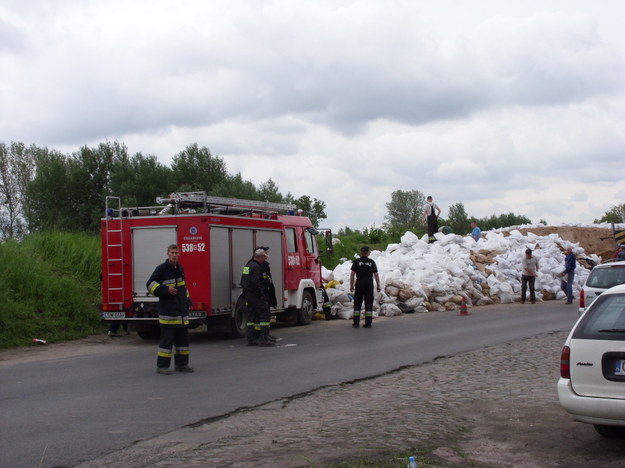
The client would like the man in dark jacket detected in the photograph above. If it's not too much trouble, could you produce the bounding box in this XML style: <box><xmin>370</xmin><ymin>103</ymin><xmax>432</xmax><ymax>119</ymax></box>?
<box><xmin>241</xmin><ymin>248</ymin><xmax>274</xmax><ymax>346</ymax></box>
<box><xmin>560</xmin><ymin>246</ymin><xmax>576</xmax><ymax>304</ymax></box>
<box><xmin>147</xmin><ymin>244</ymin><xmax>194</xmax><ymax>374</ymax></box>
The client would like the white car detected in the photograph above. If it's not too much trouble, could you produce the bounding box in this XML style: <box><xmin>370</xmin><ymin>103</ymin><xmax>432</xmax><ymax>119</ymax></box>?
<box><xmin>558</xmin><ymin>283</ymin><xmax>625</xmax><ymax>437</ymax></box>
<box><xmin>578</xmin><ymin>259</ymin><xmax>625</xmax><ymax>316</ymax></box>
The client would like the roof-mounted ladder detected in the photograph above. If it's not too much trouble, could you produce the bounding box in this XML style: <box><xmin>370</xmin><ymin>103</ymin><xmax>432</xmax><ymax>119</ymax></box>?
<box><xmin>156</xmin><ymin>191</ymin><xmax>295</xmax><ymax>214</ymax></box>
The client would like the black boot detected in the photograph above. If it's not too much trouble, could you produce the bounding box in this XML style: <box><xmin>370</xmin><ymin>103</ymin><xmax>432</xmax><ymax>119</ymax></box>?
<box><xmin>363</xmin><ymin>314</ymin><xmax>372</xmax><ymax>328</ymax></box>
<box><xmin>246</xmin><ymin>325</ymin><xmax>259</xmax><ymax>346</ymax></box>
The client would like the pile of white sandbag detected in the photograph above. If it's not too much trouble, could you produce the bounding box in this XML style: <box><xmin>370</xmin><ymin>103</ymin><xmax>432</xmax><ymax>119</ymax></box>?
<box><xmin>323</xmin><ymin>228</ymin><xmax>600</xmax><ymax>319</ymax></box>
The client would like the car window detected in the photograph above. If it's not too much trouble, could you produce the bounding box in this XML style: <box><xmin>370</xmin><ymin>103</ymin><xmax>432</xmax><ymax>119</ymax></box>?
<box><xmin>586</xmin><ymin>266</ymin><xmax>625</xmax><ymax>289</ymax></box>
<box><xmin>573</xmin><ymin>293</ymin><xmax>625</xmax><ymax>340</ymax></box>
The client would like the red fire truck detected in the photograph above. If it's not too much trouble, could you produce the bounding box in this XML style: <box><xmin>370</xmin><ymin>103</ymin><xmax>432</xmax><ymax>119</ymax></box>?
<box><xmin>100</xmin><ymin>192</ymin><xmax>331</xmax><ymax>339</ymax></box>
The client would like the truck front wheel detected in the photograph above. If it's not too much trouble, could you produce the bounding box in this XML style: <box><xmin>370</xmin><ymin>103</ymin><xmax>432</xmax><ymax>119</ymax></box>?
<box><xmin>296</xmin><ymin>290</ymin><xmax>314</xmax><ymax>325</ymax></box>
<box><xmin>230</xmin><ymin>297</ymin><xmax>248</xmax><ymax>339</ymax></box>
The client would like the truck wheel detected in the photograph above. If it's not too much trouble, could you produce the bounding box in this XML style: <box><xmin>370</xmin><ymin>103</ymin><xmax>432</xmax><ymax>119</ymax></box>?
<box><xmin>296</xmin><ymin>290</ymin><xmax>314</xmax><ymax>325</ymax></box>
<box><xmin>137</xmin><ymin>326</ymin><xmax>161</xmax><ymax>340</ymax></box>
<box><xmin>230</xmin><ymin>297</ymin><xmax>248</xmax><ymax>339</ymax></box>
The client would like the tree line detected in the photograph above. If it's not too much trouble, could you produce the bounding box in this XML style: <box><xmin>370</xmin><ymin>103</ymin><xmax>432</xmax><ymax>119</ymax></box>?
<box><xmin>2</xmin><ymin>140</ymin><xmax>622</xmax><ymax>243</ymax></box>
<box><xmin>0</xmin><ymin>141</ymin><xmax>327</xmax><ymax>239</ymax></box>
<box><xmin>379</xmin><ymin>189</ymin><xmax>532</xmax><ymax>240</ymax></box>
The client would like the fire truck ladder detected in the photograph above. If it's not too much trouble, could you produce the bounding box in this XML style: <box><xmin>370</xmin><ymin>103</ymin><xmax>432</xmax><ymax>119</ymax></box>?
<box><xmin>104</xmin><ymin>196</ymin><xmax>124</xmax><ymax>306</ymax></box>
<box><xmin>156</xmin><ymin>191</ymin><xmax>295</xmax><ymax>214</ymax></box>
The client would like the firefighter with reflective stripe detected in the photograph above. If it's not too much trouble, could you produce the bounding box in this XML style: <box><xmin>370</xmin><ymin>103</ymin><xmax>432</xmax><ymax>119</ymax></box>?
<box><xmin>349</xmin><ymin>246</ymin><xmax>381</xmax><ymax>328</ymax></box>
<box><xmin>241</xmin><ymin>248</ymin><xmax>274</xmax><ymax>346</ymax></box>
<box><xmin>146</xmin><ymin>244</ymin><xmax>195</xmax><ymax>374</ymax></box>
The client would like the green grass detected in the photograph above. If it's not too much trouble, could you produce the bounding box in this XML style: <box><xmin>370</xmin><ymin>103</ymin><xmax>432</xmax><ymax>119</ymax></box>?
<box><xmin>0</xmin><ymin>232</ymin><xmax>104</xmax><ymax>349</ymax></box>
<box><xmin>320</xmin><ymin>231</ymin><xmax>390</xmax><ymax>270</ymax></box>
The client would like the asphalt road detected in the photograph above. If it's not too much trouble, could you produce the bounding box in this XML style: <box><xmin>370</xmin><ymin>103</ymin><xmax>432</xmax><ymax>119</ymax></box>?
<box><xmin>0</xmin><ymin>301</ymin><xmax>579</xmax><ymax>468</ymax></box>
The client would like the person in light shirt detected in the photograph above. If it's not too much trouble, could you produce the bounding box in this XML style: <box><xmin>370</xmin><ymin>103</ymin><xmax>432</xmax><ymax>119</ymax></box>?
<box><xmin>521</xmin><ymin>248</ymin><xmax>539</xmax><ymax>304</ymax></box>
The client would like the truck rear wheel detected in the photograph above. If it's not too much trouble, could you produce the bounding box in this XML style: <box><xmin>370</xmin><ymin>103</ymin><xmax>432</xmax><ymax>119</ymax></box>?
<box><xmin>230</xmin><ymin>297</ymin><xmax>248</xmax><ymax>339</ymax></box>
<box><xmin>296</xmin><ymin>290</ymin><xmax>314</xmax><ymax>325</ymax></box>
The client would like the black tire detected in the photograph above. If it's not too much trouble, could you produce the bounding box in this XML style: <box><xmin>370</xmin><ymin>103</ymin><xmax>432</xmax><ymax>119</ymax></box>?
<box><xmin>229</xmin><ymin>297</ymin><xmax>248</xmax><ymax>339</ymax></box>
<box><xmin>594</xmin><ymin>425</ymin><xmax>625</xmax><ymax>438</ymax></box>
<box><xmin>137</xmin><ymin>326</ymin><xmax>161</xmax><ymax>340</ymax></box>
<box><xmin>296</xmin><ymin>290</ymin><xmax>314</xmax><ymax>325</ymax></box>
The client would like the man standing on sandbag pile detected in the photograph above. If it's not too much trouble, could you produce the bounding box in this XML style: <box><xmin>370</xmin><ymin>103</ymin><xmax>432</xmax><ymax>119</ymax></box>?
<box><xmin>349</xmin><ymin>246</ymin><xmax>381</xmax><ymax>328</ymax></box>
<box><xmin>423</xmin><ymin>196</ymin><xmax>442</xmax><ymax>243</ymax></box>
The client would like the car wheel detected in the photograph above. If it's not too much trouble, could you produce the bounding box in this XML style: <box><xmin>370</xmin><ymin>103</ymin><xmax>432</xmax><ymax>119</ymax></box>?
<box><xmin>594</xmin><ymin>424</ymin><xmax>625</xmax><ymax>438</ymax></box>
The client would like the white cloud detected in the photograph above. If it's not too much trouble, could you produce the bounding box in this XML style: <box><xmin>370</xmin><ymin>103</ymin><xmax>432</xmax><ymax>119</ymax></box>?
<box><xmin>1</xmin><ymin>0</ymin><xmax>624</xmax><ymax>230</ymax></box>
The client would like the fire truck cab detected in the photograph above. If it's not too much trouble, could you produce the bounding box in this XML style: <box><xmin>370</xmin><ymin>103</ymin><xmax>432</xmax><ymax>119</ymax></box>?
<box><xmin>100</xmin><ymin>192</ymin><xmax>331</xmax><ymax>339</ymax></box>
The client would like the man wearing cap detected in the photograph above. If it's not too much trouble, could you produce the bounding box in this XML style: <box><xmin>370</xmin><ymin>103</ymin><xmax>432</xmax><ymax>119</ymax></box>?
<box><xmin>520</xmin><ymin>248</ymin><xmax>539</xmax><ymax>304</ymax></box>
<box><xmin>349</xmin><ymin>246</ymin><xmax>381</xmax><ymax>328</ymax></box>
<box><xmin>240</xmin><ymin>248</ymin><xmax>274</xmax><ymax>346</ymax></box>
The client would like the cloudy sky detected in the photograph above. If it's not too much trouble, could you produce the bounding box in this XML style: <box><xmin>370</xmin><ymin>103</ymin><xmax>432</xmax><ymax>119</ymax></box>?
<box><xmin>2</xmin><ymin>0</ymin><xmax>624</xmax><ymax>231</ymax></box>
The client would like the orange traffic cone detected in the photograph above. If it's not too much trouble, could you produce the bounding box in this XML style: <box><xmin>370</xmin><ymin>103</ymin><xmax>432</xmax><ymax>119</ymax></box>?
<box><xmin>458</xmin><ymin>297</ymin><xmax>469</xmax><ymax>316</ymax></box>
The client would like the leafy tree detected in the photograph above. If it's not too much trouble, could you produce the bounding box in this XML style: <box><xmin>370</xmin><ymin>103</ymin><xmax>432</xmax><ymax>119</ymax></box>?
<box><xmin>384</xmin><ymin>189</ymin><xmax>425</xmax><ymax>234</ymax></box>
<box><xmin>477</xmin><ymin>212</ymin><xmax>531</xmax><ymax>231</ymax></box>
<box><xmin>363</xmin><ymin>225</ymin><xmax>386</xmax><ymax>244</ymax></box>
<box><xmin>17</xmin><ymin>139</ymin><xmax>329</xmax><ymax>236</ymax></box>
<box><xmin>337</xmin><ymin>226</ymin><xmax>358</xmax><ymax>236</ymax></box>
<box><xmin>110</xmin><ymin>152</ymin><xmax>174</xmax><ymax>206</ymax></box>
<box><xmin>0</xmin><ymin>142</ymin><xmax>34</xmax><ymax>239</ymax></box>
<box><xmin>25</xmin><ymin>147</ymin><xmax>74</xmax><ymax>232</ymax></box>
<box><xmin>220</xmin><ymin>172</ymin><xmax>258</xmax><ymax>200</ymax></box>
<box><xmin>170</xmin><ymin>144</ymin><xmax>228</xmax><ymax>193</ymax></box>
<box><xmin>447</xmin><ymin>201</ymin><xmax>470</xmax><ymax>235</ymax></box>
<box><xmin>257</xmin><ymin>178</ymin><xmax>284</xmax><ymax>203</ymax></box>
<box><xmin>294</xmin><ymin>195</ymin><xmax>327</xmax><ymax>227</ymax></box>
<box><xmin>594</xmin><ymin>204</ymin><xmax>625</xmax><ymax>224</ymax></box>
<box><xmin>68</xmin><ymin>142</ymin><xmax>123</xmax><ymax>232</ymax></box>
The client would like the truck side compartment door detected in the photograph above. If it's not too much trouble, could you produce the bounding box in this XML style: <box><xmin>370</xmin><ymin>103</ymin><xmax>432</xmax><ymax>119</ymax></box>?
<box><xmin>132</xmin><ymin>226</ymin><xmax>177</xmax><ymax>299</ymax></box>
<box><xmin>209</xmin><ymin>226</ymin><xmax>231</xmax><ymax>315</ymax></box>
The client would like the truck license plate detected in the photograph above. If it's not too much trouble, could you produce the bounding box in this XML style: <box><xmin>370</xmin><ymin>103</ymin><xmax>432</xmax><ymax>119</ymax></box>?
<box><xmin>189</xmin><ymin>311</ymin><xmax>206</xmax><ymax>318</ymax></box>
<box><xmin>615</xmin><ymin>359</ymin><xmax>625</xmax><ymax>376</ymax></box>
<box><xmin>102</xmin><ymin>312</ymin><xmax>125</xmax><ymax>319</ymax></box>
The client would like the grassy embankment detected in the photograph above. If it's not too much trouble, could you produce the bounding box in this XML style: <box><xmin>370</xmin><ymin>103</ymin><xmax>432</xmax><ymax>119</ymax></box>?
<box><xmin>0</xmin><ymin>230</ymin><xmax>381</xmax><ymax>350</ymax></box>
<box><xmin>0</xmin><ymin>232</ymin><xmax>103</xmax><ymax>349</ymax></box>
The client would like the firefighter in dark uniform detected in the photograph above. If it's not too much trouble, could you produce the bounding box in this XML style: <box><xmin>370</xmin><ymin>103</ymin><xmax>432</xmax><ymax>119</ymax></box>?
<box><xmin>257</xmin><ymin>246</ymin><xmax>278</xmax><ymax>309</ymax></box>
<box><xmin>241</xmin><ymin>248</ymin><xmax>275</xmax><ymax>346</ymax></box>
<box><xmin>349</xmin><ymin>246</ymin><xmax>381</xmax><ymax>328</ymax></box>
<box><xmin>257</xmin><ymin>246</ymin><xmax>278</xmax><ymax>342</ymax></box>
<box><xmin>147</xmin><ymin>244</ymin><xmax>195</xmax><ymax>374</ymax></box>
